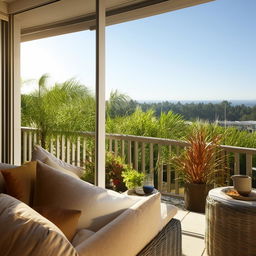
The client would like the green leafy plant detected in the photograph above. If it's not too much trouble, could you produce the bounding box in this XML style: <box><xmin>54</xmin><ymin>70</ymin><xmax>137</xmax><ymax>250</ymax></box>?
<box><xmin>105</xmin><ymin>152</ymin><xmax>127</xmax><ymax>191</ymax></box>
<box><xmin>82</xmin><ymin>152</ymin><xmax>130</xmax><ymax>192</ymax></box>
<box><xmin>121</xmin><ymin>168</ymin><xmax>145</xmax><ymax>190</ymax></box>
<box><xmin>171</xmin><ymin>124</ymin><xmax>226</xmax><ymax>185</ymax></box>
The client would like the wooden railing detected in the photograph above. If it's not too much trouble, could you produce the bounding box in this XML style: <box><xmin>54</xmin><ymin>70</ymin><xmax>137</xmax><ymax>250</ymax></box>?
<box><xmin>21</xmin><ymin>127</ymin><xmax>256</xmax><ymax>196</ymax></box>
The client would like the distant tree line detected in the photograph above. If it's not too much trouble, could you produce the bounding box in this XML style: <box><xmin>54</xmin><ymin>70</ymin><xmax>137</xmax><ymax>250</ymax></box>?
<box><xmin>106</xmin><ymin>97</ymin><xmax>256</xmax><ymax>121</ymax></box>
<box><xmin>138</xmin><ymin>101</ymin><xmax>256</xmax><ymax>122</ymax></box>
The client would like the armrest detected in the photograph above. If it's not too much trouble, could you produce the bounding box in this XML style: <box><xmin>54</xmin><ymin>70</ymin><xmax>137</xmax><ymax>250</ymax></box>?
<box><xmin>76</xmin><ymin>193</ymin><xmax>162</xmax><ymax>256</ymax></box>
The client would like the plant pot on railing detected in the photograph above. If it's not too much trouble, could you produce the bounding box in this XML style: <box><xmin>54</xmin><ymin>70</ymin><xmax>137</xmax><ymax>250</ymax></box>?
<box><xmin>184</xmin><ymin>183</ymin><xmax>213</xmax><ymax>213</ymax></box>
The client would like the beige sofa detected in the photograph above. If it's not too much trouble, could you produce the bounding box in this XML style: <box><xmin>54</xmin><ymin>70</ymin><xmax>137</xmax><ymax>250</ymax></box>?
<box><xmin>0</xmin><ymin>155</ymin><xmax>181</xmax><ymax>256</ymax></box>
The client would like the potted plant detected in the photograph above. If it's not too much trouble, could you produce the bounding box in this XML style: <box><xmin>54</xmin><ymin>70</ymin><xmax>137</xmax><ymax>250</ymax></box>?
<box><xmin>171</xmin><ymin>125</ymin><xmax>225</xmax><ymax>213</ymax></box>
<box><xmin>82</xmin><ymin>152</ymin><xmax>128</xmax><ymax>192</ymax></box>
<box><xmin>121</xmin><ymin>168</ymin><xmax>145</xmax><ymax>195</ymax></box>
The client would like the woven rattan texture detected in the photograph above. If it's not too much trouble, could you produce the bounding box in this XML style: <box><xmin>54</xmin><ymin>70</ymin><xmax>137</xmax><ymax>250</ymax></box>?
<box><xmin>206</xmin><ymin>196</ymin><xmax>256</xmax><ymax>256</ymax></box>
<box><xmin>137</xmin><ymin>218</ymin><xmax>181</xmax><ymax>256</ymax></box>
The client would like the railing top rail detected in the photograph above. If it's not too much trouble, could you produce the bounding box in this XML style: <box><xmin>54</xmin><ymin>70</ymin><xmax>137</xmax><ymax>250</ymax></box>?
<box><xmin>21</xmin><ymin>127</ymin><xmax>256</xmax><ymax>154</ymax></box>
<box><xmin>220</xmin><ymin>145</ymin><xmax>256</xmax><ymax>154</ymax></box>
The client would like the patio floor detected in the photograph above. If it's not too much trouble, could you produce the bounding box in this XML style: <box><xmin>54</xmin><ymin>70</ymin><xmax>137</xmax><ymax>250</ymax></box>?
<box><xmin>162</xmin><ymin>195</ymin><xmax>207</xmax><ymax>256</ymax></box>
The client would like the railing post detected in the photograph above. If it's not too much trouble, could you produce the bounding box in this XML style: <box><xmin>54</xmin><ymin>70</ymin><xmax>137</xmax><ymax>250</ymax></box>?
<box><xmin>158</xmin><ymin>144</ymin><xmax>163</xmax><ymax>192</ymax></box>
<box><xmin>134</xmin><ymin>141</ymin><xmax>138</xmax><ymax>170</ymax></box>
<box><xmin>121</xmin><ymin>140</ymin><xmax>125</xmax><ymax>159</ymax></box>
<box><xmin>114</xmin><ymin>139</ymin><xmax>118</xmax><ymax>157</ymax></box>
<box><xmin>234</xmin><ymin>153</ymin><xmax>240</xmax><ymax>175</ymax></box>
<box><xmin>141</xmin><ymin>142</ymin><xmax>145</xmax><ymax>173</ymax></box>
<box><xmin>66</xmin><ymin>138</ymin><xmax>70</xmax><ymax>164</ymax></box>
<box><xmin>56</xmin><ymin>135</ymin><xmax>60</xmax><ymax>159</ymax></box>
<box><xmin>175</xmin><ymin>146</ymin><xmax>179</xmax><ymax>194</ymax></box>
<box><xmin>28</xmin><ymin>131</ymin><xmax>32</xmax><ymax>161</ymax></box>
<box><xmin>82</xmin><ymin>138</ymin><xmax>86</xmax><ymax>167</ymax></box>
<box><xmin>77</xmin><ymin>137</ymin><xmax>81</xmax><ymax>167</ymax></box>
<box><xmin>72</xmin><ymin>142</ymin><xmax>75</xmax><ymax>165</ymax></box>
<box><xmin>246</xmin><ymin>153</ymin><xmax>253</xmax><ymax>177</ymax></box>
<box><xmin>61</xmin><ymin>135</ymin><xmax>65</xmax><ymax>161</ymax></box>
<box><xmin>128</xmin><ymin>140</ymin><xmax>132</xmax><ymax>166</ymax></box>
<box><xmin>23</xmin><ymin>131</ymin><xmax>27</xmax><ymax>163</ymax></box>
<box><xmin>167</xmin><ymin>145</ymin><xmax>171</xmax><ymax>193</ymax></box>
<box><xmin>150</xmin><ymin>143</ymin><xmax>154</xmax><ymax>176</ymax></box>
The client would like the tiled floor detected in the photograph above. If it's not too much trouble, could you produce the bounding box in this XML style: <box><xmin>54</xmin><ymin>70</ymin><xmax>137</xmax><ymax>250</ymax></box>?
<box><xmin>162</xmin><ymin>196</ymin><xmax>207</xmax><ymax>256</ymax></box>
<box><xmin>176</xmin><ymin>208</ymin><xmax>206</xmax><ymax>256</ymax></box>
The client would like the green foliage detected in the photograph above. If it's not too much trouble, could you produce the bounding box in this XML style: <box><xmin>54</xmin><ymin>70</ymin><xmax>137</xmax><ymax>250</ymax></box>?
<box><xmin>121</xmin><ymin>169</ymin><xmax>145</xmax><ymax>190</ymax></box>
<box><xmin>115</xmin><ymin>108</ymin><xmax>158</xmax><ymax>137</ymax></box>
<box><xmin>171</xmin><ymin>125</ymin><xmax>226</xmax><ymax>185</ymax></box>
<box><xmin>82</xmin><ymin>152</ymin><xmax>132</xmax><ymax>192</ymax></box>
<box><xmin>106</xmin><ymin>90</ymin><xmax>137</xmax><ymax>118</ymax></box>
<box><xmin>157</xmin><ymin>111</ymin><xmax>188</xmax><ymax>139</ymax></box>
<box><xmin>21</xmin><ymin>75</ymin><xmax>95</xmax><ymax>147</ymax></box>
<box><xmin>22</xmin><ymin>74</ymin><xmax>256</xmax><ymax>155</ymax></box>
<box><xmin>106</xmin><ymin>108</ymin><xmax>187</xmax><ymax>140</ymax></box>
<box><xmin>105</xmin><ymin>152</ymin><xmax>128</xmax><ymax>191</ymax></box>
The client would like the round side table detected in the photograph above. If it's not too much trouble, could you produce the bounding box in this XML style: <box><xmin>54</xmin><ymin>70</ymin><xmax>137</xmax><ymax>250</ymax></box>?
<box><xmin>206</xmin><ymin>187</ymin><xmax>256</xmax><ymax>256</ymax></box>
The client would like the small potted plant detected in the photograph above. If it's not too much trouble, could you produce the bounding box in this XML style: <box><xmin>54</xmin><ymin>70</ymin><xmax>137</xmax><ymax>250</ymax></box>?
<box><xmin>121</xmin><ymin>168</ymin><xmax>145</xmax><ymax>195</ymax></box>
<box><xmin>81</xmin><ymin>152</ymin><xmax>128</xmax><ymax>192</ymax></box>
<box><xmin>171</xmin><ymin>125</ymin><xmax>225</xmax><ymax>213</ymax></box>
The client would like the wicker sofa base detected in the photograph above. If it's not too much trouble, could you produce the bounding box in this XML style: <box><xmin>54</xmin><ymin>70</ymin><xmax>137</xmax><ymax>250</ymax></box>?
<box><xmin>137</xmin><ymin>218</ymin><xmax>181</xmax><ymax>256</ymax></box>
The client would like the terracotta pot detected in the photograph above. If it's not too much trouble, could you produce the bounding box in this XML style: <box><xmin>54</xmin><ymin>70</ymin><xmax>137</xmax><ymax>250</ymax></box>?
<box><xmin>184</xmin><ymin>183</ymin><xmax>213</xmax><ymax>213</ymax></box>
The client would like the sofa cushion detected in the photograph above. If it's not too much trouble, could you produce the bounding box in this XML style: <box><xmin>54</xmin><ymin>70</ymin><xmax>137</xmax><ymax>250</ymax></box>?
<box><xmin>34</xmin><ymin>207</ymin><xmax>81</xmax><ymax>241</ymax></box>
<box><xmin>34</xmin><ymin>161</ymin><xmax>139</xmax><ymax>231</ymax></box>
<box><xmin>0</xmin><ymin>163</ymin><xmax>17</xmax><ymax>193</ymax></box>
<box><xmin>0</xmin><ymin>194</ymin><xmax>78</xmax><ymax>256</ymax></box>
<box><xmin>72</xmin><ymin>229</ymin><xmax>95</xmax><ymax>247</ymax></box>
<box><xmin>76</xmin><ymin>192</ymin><xmax>162</xmax><ymax>256</ymax></box>
<box><xmin>32</xmin><ymin>145</ymin><xmax>84</xmax><ymax>177</ymax></box>
<box><xmin>1</xmin><ymin>161</ymin><xmax>37</xmax><ymax>205</ymax></box>
<box><xmin>44</xmin><ymin>157</ymin><xmax>80</xmax><ymax>179</ymax></box>
<box><xmin>160</xmin><ymin>202</ymin><xmax>178</xmax><ymax>229</ymax></box>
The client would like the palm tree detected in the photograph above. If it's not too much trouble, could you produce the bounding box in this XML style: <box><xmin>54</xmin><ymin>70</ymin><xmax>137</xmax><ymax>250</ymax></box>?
<box><xmin>106</xmin><ymin>90</ymin><xmax>137</xmax><ymax>118</ymax></box>
<box><xmin>21</xmin><ymin>74</ymin><xmax>95</xmax><ymax>147</ymax></box>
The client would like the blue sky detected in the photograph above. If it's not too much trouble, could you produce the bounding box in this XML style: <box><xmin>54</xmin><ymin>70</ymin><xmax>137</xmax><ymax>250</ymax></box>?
<box><xmin>21</xmin><ymin>0</ymin><xmax>256</xmax><ymax>101</ymax></box>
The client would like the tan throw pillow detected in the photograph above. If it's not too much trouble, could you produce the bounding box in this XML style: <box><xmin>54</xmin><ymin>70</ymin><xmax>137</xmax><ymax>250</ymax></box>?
<box><xmin>1</xmin><ymin>161</ymin><xmax>37</xmax><ymax>205</ymax></box>
<box><xmin>44</xmin><ymin>157</ymin><xmax>80</xmax><ymax>179</ymax></box>
<box><xmin>34</xmin><ymin>161</ymin><xmax>139</xmax><ymax>231</ymax></box>
<box><xmin>34</xmin><ymin>207</ymin><xmax>81</xmax><ymax>241</ymax></box>
<box><xmin>0</xmin><ymin>194</ymin><xmax>78</xmax><ymax>256</ymax></box>
<box><xmin>32</xmin><ymin>145</ymin><xmax>84</xmax><ymax>177</ymax></box>
<box><xmin>76</xmin><ymin>193</ymin><xmax>162</xmax><ymax>256</ymax></box>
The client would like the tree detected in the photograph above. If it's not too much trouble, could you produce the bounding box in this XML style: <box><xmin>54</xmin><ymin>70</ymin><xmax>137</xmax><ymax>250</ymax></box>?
<box><xmin>106</xmin><ymin>90</ymin><xmax>137</xmax><ymax>118</ymax></box>
<box><xmin>21</xmin><ymin>74</ymin><xmax>95</xmax><ymax>147</ymax></box>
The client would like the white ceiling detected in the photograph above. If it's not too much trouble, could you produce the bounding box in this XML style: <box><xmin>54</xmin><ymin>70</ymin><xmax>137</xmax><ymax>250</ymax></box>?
<box><xmin>0</xmin><ymin>0</ymin><xmax>214</xmax><ymax>41</ymax></box>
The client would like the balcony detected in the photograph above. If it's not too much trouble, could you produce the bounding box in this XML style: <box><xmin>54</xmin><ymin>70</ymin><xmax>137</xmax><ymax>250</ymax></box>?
<box><xmin>21</xmin><ymin>126</ymin><xmax>256</xmax><ymax>256</ymax></box>
<box><xmin>21</xmin><ymin>127</ymin><xmax>256</xmax><ymax>196</ymax></box>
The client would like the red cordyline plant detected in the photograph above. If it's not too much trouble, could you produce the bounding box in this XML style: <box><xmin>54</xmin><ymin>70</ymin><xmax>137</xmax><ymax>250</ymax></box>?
<box><xmin>172</xmin><ymin>126</ymin><xmax>225</xmax><ymax>184</ymax></box>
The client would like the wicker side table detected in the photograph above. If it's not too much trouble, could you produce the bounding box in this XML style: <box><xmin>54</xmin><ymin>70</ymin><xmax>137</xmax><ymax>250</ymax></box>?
<box><xmin>206</xmin><ymin>187</ymin><xmax>256</xmax><ymax>256</ymax></box>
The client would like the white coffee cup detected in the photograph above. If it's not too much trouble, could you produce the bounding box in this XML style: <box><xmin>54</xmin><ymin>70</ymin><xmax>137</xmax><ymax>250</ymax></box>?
<box><xmin>231</xmin><ymin>175</ymin><xmax>252</xmax><ymax>196</ymax></box>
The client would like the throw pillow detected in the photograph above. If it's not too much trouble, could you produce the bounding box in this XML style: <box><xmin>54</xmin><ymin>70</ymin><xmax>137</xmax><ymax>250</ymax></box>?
<box><xmin>1</xmin><ymin>161</ymin><xmax>37</xmax><ymax>205</ymax></box>
<box><xmin>32</xmin><ymin>145</ymin><xmax>84</xmax><ymax>177</ymax></box>
<box><xmin>44</xmin><ymin>157</ymin><xmax>80</xmax><ymax>179</ymax></box>
<box><xmin>34</xmin><ymin>161</ymin><xmax>139</xmax><ymax>231</ymax></box>
<box><xmin>0</xmin><ymin>163</ymin><xmax>17</xmax><ymax>193</ymax></box>
<box><xmin>34</xmin><ymin>207</ymin><xmax>81</xmax><ymax>241</ymax></box>
<box><xmin>0</xmin><ymin>194</ymin><xmax>78</xmax><ymax>256</ymax></box>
